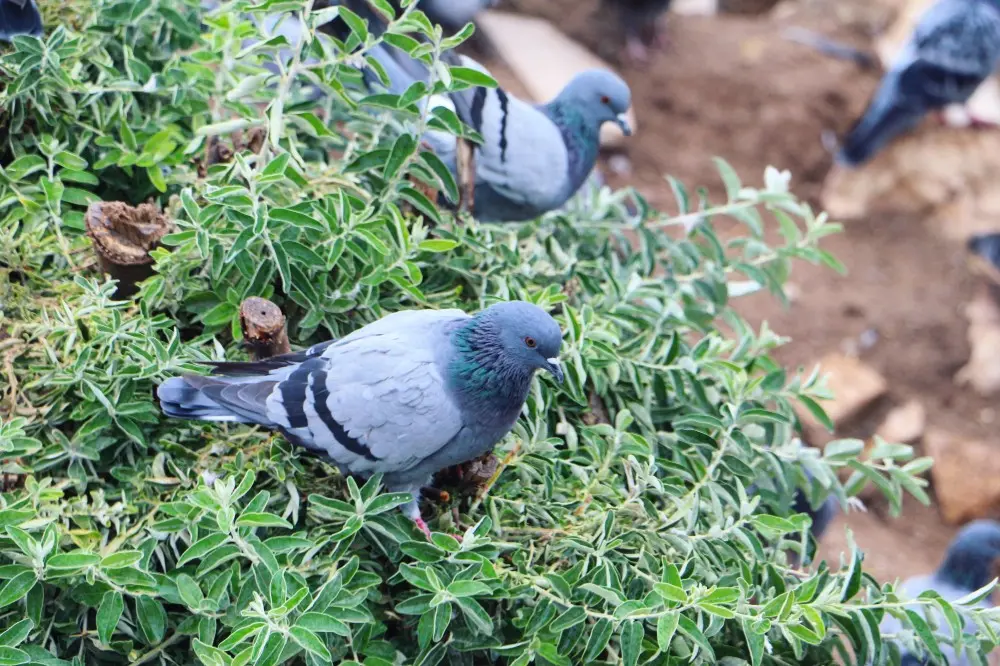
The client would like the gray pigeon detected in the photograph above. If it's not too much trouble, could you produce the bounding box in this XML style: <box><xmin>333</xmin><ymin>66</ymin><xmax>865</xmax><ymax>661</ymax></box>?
<box><xmin>157</xmin><ymin>301</ymin><xmax>564</xmax><ymax>538</ymax></box>
<box><xmin>327</xmin><ymin>0</ymin><xmax>633</xmax><ymax>223</ymax></box>
<box><xmin>879</xmin><ymin>520</ymin><xmax>1000</xmax><ymax>665</ymax></box>
<box><xmin>414</xmin><ymin>0</ymin><xmax>497</xmax><ymax>35</ymax></box>
<box><xmin>837</xmin><ymin>0</ymin><xmax>1000</xmax><ymax>167</ymax></box>
<box><xmin>0</xmin><ymin>0</ymin><xmax>42</xmax><ymax>42</ymax></box>
<box><xmin>601</xmin><ymin>0</ymin><xmax>673</xmax><ymax>65</ymax></box>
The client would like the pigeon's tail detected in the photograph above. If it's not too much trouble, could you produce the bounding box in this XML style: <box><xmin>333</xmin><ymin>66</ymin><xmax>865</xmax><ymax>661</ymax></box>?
<box><xmin>0</xmin><ymin>0</ymin><xmax>43</xmax><ymax>42</ymax></box>
<box><xmin>968</xmin><ymin>233</ymin><xmax>1000</xmax><ymax>270</ymax></box>
<box><xmin>157</xmin><ymin>375</ymin><xmax>275</xmax><ymax>426</ymax></box>
<box><xmin>836</xmin><ymin>80</ymin><xmax>925</xmax><ymax>167</ymax></box>
<box><xmin>898</xmin><ymin>653</ymin><xmax>927</xmax><ymax>666</ymax></box>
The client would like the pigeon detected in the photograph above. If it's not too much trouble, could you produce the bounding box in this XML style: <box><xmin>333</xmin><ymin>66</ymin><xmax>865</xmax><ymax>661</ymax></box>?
<box><xmin>414</xmin><ymin>0</ymin><xmax>497</xmax><ymax>35</ymax></box>
<box><xmin>792</xmin><ymin>489</ymin><xmax>837</xmax><ymax>543</ymax></box>
<box><xmin>968</xmin><ymin>231</ymin><xmax>1000</xmax><ymax>270</ymax></box>
<box><xmin>602</xmin><ymin>0</ymin><xmax>673</xmax><ymax>65</ymax></box>
<box><xmin>836</xmin><ymin>0</ymin><xmax>1000</xmax><ymax>167</ymax></box>
<box><xmin>879</xmin><ymin>520</ymin><xmax>1000</xmax><ymax>665</ymax></box>
<box><xmin>157</xmin><ymin>301</ymin><xmax>564</xmax><ymax>538</ymax></box>
<box><xmin>325</xmin><ymin>0</ymin><xmax>633</xmax><ymax>223</ymax></box>
<box><xmin>0</xmin><ymin>0</ymin><xmax>42</xmax><ymax>42</ymax></box>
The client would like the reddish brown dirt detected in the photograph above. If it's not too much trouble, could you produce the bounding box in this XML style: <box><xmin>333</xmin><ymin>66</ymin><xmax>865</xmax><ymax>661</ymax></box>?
<box><xmin>497</xmin><ymin>0</ymin><xmax>993</xmax><ymax>583</ymax></box>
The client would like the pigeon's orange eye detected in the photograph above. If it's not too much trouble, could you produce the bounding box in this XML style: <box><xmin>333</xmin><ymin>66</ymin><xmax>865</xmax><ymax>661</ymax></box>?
<box><xmin>524</xmin><ymin>336</ymin><xmax>537</xmax><ymax>348</ymax></box>
<box><xmin>600</xmin><ymin>95</ymin><xmax>610</xmax><ymax>104</ymax></box>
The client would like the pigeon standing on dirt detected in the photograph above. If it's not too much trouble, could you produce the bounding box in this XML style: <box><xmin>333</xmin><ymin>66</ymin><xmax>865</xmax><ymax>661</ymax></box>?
<box><xmin>837</xmin><ymin>0</ymin><xmax>1000</xmax><ymax>167</ymax></box>
<box><xmin>879</xmin><ymin>520</ymin><xmax>1000</xmax><ymax>665</ymax></box>
<box><xmin>330</xmin><ymin>0</ymin><xmax>633</xmax><ymax>222</ymax></box>
<box><xmin>157</xmin><ymin>301</ymin><xmax>564</xmax><ymax>538</ymax></box>
<box><xmin>0</xmin><ymin>0</ymin><xmax>42</xmax><ymax>42</ymax></box>
<box><xmin>602</xmin><ymin>0</ymin><xmax>673</xmax><ymax>65</ymax></box>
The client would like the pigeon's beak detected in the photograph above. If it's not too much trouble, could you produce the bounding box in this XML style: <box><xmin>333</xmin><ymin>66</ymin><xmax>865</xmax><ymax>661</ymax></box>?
<box><xmin>545</xmin><ymin>358</ymin><xmax>564</xmax><ymax>384</ymax></box>
<box><xmin>616</xmin><ymin>114</ymin><xmax>632</xmax><ymax>137</ymax></box>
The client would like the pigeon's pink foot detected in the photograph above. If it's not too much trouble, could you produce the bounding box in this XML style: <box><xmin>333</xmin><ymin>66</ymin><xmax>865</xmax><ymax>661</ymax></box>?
<box><xmin>413</xmin><ymin>516</ymin><xmax>432</xmax><ymax>539</ymax></box>
<box><xmin>969</xmin><ymin>114</ymin><xmax>1000</xmax><ymax>129</ymax></box>
<box><xmin>625</xmin><ymin>37</ymin><xmax>650</xmax><ymax>66</ymax></box>
<box><xmin>651</xmin><ymin>19</ymin><xmax>670</xmax><ymax>50</ymax></box>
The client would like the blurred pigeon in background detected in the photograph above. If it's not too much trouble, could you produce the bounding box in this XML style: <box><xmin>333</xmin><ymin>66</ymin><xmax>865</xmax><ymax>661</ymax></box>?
<box><xmin>157</xmin><ymin>301</ymin><xmax>564</xmax><ymax>538</ymax></box>
<box><xmin>0</xmin><ymin>0</ymin><xmax>42</xmax><ymax>42</ymax></box>
<box><xmin>330</xmin><ymin>0</ymin><xmax>633</xmax><ymax>222</ymax></box>
<box><xmin>602</xmin><ymin>0</ymin><xmax>673</xmax><ymax>65</ymax></box>
<box><xmin>968</xmin><ymin>231</ymin><xmax>1000</xmax><ymax>270</ymax></box>
<box><xmin>836</xmin><ymin>0</ymin><xmax>1000</xmax><ymax>167</ymax></box>
<box><xmin>879</xmin><ymin>520</ymin><xmax>1000</xmax><ymax>665</ymax></box>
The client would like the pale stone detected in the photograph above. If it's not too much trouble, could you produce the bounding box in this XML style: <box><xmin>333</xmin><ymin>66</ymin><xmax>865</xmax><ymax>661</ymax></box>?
<box><xmin>476</xmin><ymin>10</ymin><xmax>637</xmax><ymax>148</ymax></box>
<box><xmin>924</xmin><ymin>428</ymin><xmax>1000</xmax><ymax>524</ymax></box>
<box><xmin>797</xmin><ymin>354</ymin><xmax>888</xmax><ymax>432</ymax></box>
<box><xmin>956</xmin><ymin>289</ymin><xmax>1000</xmax><ymax>396</ymax></box>
<box><xmin>875</xmin><ymin>400</ymin><xmax>926</xmax><ymax>445</ymax></box>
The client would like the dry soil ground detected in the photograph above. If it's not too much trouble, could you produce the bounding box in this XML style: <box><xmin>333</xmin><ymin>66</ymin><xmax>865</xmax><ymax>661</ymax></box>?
<box><xmin>496</xmin><ymin>0</ymin><xmax>998</xmax><ymax>584</ymax></box>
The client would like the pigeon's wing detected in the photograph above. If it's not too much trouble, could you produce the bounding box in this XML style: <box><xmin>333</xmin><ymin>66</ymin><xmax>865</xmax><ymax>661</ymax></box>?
<box><xmin>0</xmin><ymin>0</ymin><xmax>42</xmax><ymax>42</ymax></box>
<box><xmin>878</xmin><ymin>575</ymin><xmax>982</xmax><ymax>665</ymax></box>
<box><xmin>838</xmin><ymin>0</ymin><xmax>1000</xmax><ymax>165</ymax></box>
<box><xmin>264</xmin><ymin>309</ymin><xmax>471</xmax><ymax>476</ymax></box>
<box><xmin>905</xmin><ymin>0</ymin><xmax>1000</xmax><ymax>105</ymax></box>
<box><xmin>463</xmin><ymin>88</ymin><xmax>571</xmax><ymax>219</ymax></box>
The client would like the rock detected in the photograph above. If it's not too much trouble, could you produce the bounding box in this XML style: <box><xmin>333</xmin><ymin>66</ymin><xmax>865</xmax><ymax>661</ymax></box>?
<box><xmin>673</xmin><ymin>0</ymin><xmax>718</xmax><ymax>15</ymax></box>
<box><xmin>875</xmin><ymin>400</ymin><xmax>926</xmax><ymax>445</ymax></box>
<box><xmin>924</xmin><ymin>428</ymin><xmax>1000</xmax><ymax>524</ymax></box>
<box><xmin>797</xmin><ymin>354</ymin><xmax>889</xmax><ymax>433</ymax></box>
<box><xmin>956</xmin><ymin>289</ymin><xmax>1000</xmax><ymax>396</ymax></box>
<box><xmin>476</xmin><ymin>10</ymin><xmax>637</xmax><ymax>148</ymax></box>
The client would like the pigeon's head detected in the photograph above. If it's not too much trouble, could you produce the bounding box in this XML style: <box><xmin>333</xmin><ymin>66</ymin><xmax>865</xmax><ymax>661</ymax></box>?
<box><xmin>560</xmin><ymin>70</ymin><xmax>633</xmax><ymax>136</ymax></box>
<box><xmin>937</xmin><ymin>520</ymin><xmax>1000</xmax><ymax>591</ymax></box>
<box><xmin>482</xmin><ymin>301</ymin><xmax>564</xmax><ymax>383</ymax></box>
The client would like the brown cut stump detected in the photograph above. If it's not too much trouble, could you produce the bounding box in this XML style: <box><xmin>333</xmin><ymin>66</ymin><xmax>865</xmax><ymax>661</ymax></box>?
<box><xmin>239</xmin><ymin>297</ymin><xmax>291</xmax><ymax>361</ymax></box>
<box><xmin>85</xmin><ymin>202</ymin><xmax>172</xmax><ymax>298</ymax></box>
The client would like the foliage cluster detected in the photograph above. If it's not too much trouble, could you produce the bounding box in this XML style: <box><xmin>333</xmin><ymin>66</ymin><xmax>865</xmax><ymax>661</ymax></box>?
<box><xmin>0</xmin><ymin>1</ymin><xmax>990</xmax><ymax>665</ymax></box>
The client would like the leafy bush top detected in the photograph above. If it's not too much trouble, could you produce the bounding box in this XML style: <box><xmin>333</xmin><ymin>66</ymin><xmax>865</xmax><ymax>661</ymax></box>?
<box><xmin>0</xmin><ymin>1</ymin><xmax>986</xmax><ymax>665</ymax></box>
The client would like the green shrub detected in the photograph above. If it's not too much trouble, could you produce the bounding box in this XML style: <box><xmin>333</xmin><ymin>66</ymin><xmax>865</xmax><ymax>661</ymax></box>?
<box><xmin>0</xmin><ymin>1</ymin><xmax>987</xmax><ymax>665</ymax></box>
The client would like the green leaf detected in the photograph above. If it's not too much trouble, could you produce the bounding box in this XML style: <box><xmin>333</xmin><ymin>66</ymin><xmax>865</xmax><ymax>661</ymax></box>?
<box><xmin>418</xmin><ymin>239</ymin><xmax>459</xmax><ymax>253</ymax></box>
<box><xmin>657</xmin><ymin>612</ymin><xmax>679</xmax><ymax>653</ymax></box>
<box><xmin>236</xmin><ymin>512</ymin><xmax>292</xmax><ymax>529</ymax></box>
<box><xmin>455</xmin><ymin>597</ymin><xmax>493</xmax><ymax>634</ymax></box>
<box><xmin>96</xmin><ymin>592</ymin><xmax>123</xmax><ymax>645</ymax></box>
<box><xmin>448</xmin><ymin>66</ymin><xmax>498</xmax><ymax>88</ymax></box>
<box><xmin>100</xmin><ymin>551</ymin><xmax>143</xmax><ymax>569</ymax></box>
<box><xmin>289</xmin><ymin>626</ymin><xmax>331</xmax><ymax>660</ymax></box>
<box><xmin>620</xmin><ymin>620</ymin><xmax>642</xmax><ymax>666</ymax></box>
<box><xmin>798</xmin><ymin>395</ymin><xmax>834</xmax><ymax>433</ymax></box>
<box><xmin>550</xmin><ymin>606</ymin><xmax>586</xmax><ymax>632</ymax></box>
<box><xmin>54</xmin><ymin>151</ymin><xmax>88</xmax><ymax>171</ymax></box>
<box><xmin>0</xmin><ymin>619</ymin><xmax>32</xmax><ymax>648</ymax></box>
<box><xmin>178</xmin><ymin>534</ymin><xmax>229</xmax><ymax>566</ymax></box>
<box><xmin>297</xmin><ymin>613</ymin><xmax>350</xmax><ymax>637</ymax></box>
<box><xmin>137</xmin><ymin>597</ymin><xmax>167</xmax><ymax>644</ymax></box>
<box><xmin>0</xmin><ymin>573</ymin><xmax>36</xmax><ymax>610</ymax></box>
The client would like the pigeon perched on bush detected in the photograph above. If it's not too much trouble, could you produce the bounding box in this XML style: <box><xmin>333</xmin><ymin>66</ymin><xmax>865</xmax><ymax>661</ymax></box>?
<box><xmin>602</xmin><ymin>0</ymin><xmax>673</xmax><ymax>65</ymax></box>
<box><xmin>327</xmin><ymin>0</ymin><xmax>633</xmax><ymax>222</ymax></box>
<box><xmin>837</xmin><ymin>0</ymin><xmax>1000</xmax><ymax>167</ymax></box>
<box><xmin>158</xmin><ymin>301</ymin><xmax>564</xmax><ymax>537</ymax></box>
<box><xmin>413</xmin><ymin>0</ymin><xmax>497</xmax><ymax>35</ymax></box>
<box><xmin>0</xmin><ymin>0</ymin><xmax>42</xmax><ymax>42</ymax></box>
<box><xmin>879</xmin><ymin>520</ymin><xmax>1000</xmax><ymax>665</ymax></box>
